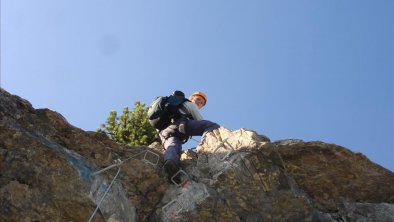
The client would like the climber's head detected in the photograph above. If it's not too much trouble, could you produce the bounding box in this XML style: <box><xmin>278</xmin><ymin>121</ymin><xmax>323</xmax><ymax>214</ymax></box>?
<box><xmin>189</xmin><ymin>91</ymin><xmax>207</xmax><ymax>109</ymax></box>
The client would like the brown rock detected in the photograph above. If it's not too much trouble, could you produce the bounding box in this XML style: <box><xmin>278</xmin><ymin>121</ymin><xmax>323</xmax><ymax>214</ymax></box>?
<box><xmin>1</xmin><ymin>88</ymin><xmax>393</xmax><ymax>222</ymax></box>
<box><xmin>275</xmin><ymin>140</ymin><xmax>394</xmax><ymax>212</ymax></box>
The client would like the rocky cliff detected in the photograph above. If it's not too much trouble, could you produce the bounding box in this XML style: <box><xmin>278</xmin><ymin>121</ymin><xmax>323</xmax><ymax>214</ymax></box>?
<box><xmin>0</xmin><ymin>88</ymin><xmax>393</xmax><ymax>222</ymax></box>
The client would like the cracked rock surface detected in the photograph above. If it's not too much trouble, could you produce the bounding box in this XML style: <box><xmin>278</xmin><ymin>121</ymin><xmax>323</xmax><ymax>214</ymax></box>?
<box><xmin>1</xmin><ymin>88</ymin><xmax>393</xmax><ymax>222</ymax></box>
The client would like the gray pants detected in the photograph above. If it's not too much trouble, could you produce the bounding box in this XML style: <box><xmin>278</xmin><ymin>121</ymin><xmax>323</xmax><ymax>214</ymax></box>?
<box><xmin>160</xmin><ymin>118</ymin><xmax>220</xmax><ymax>167</ymax></box>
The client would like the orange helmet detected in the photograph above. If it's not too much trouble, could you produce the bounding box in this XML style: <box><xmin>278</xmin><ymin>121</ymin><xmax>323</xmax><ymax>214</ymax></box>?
<box><xmin>189</xmin><ymin>91</ymin><xmax>207</xmax><ymax>105</ymax></box>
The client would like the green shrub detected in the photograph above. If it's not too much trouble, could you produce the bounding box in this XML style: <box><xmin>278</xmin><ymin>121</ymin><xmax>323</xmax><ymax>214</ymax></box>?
<box><xmin>97</xmin><ymin>101</ymin><xmax>159</xmax><ymax>146</ymax></box>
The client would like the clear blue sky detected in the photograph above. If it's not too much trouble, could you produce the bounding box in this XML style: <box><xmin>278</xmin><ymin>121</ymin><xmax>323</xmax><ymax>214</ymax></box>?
<box><xmin>1</xmin><ymin>0</ymin><xmax>393</xmax><ymax>171</ymax></box>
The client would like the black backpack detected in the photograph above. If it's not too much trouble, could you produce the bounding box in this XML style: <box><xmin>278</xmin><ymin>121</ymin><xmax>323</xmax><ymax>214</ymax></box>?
<box><xmin>147</xmin><ymin>95</ymin><xmax>189</xmax><ymax>130</ymax></box>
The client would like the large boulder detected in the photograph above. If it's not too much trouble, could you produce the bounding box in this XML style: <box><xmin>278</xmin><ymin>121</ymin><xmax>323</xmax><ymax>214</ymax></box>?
<box><xmin>1</xmin><ymin>88</ymin><xmax>393</xmax><ymax>221</ymax></box>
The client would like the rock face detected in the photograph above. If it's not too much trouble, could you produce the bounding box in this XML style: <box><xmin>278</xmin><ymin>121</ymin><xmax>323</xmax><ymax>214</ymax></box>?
<box><xmin>1</xmin><ymin>88</ymin><xmax>393</xmax><ymax>222</ymax></box>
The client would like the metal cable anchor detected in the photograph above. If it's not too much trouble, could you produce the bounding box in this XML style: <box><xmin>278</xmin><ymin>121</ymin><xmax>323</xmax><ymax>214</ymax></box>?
<box><xmin>162</xmin><ymin>198</ymin><xmax>183</xmax><ymax>220</ymax></box>
<box><xmin>213</xmin><ymin>138</ymin><xmax>235</xmax><ymax>161</ymax></box>
<box><xmin>142</xmin><ymin>150</ymin><xmax>160</xmax><ymax>167</ymax></box>
<box><xmin>171</xmin><ymin>169</ymin><xmax>190</xmax><ymax>187</ymax></box>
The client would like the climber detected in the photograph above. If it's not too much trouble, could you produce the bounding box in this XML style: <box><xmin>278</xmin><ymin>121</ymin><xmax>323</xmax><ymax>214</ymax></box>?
<box><xmin>159</xmin><ymin>91</ymin><xmax>220</xmax><ymax>181</ymax></box>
